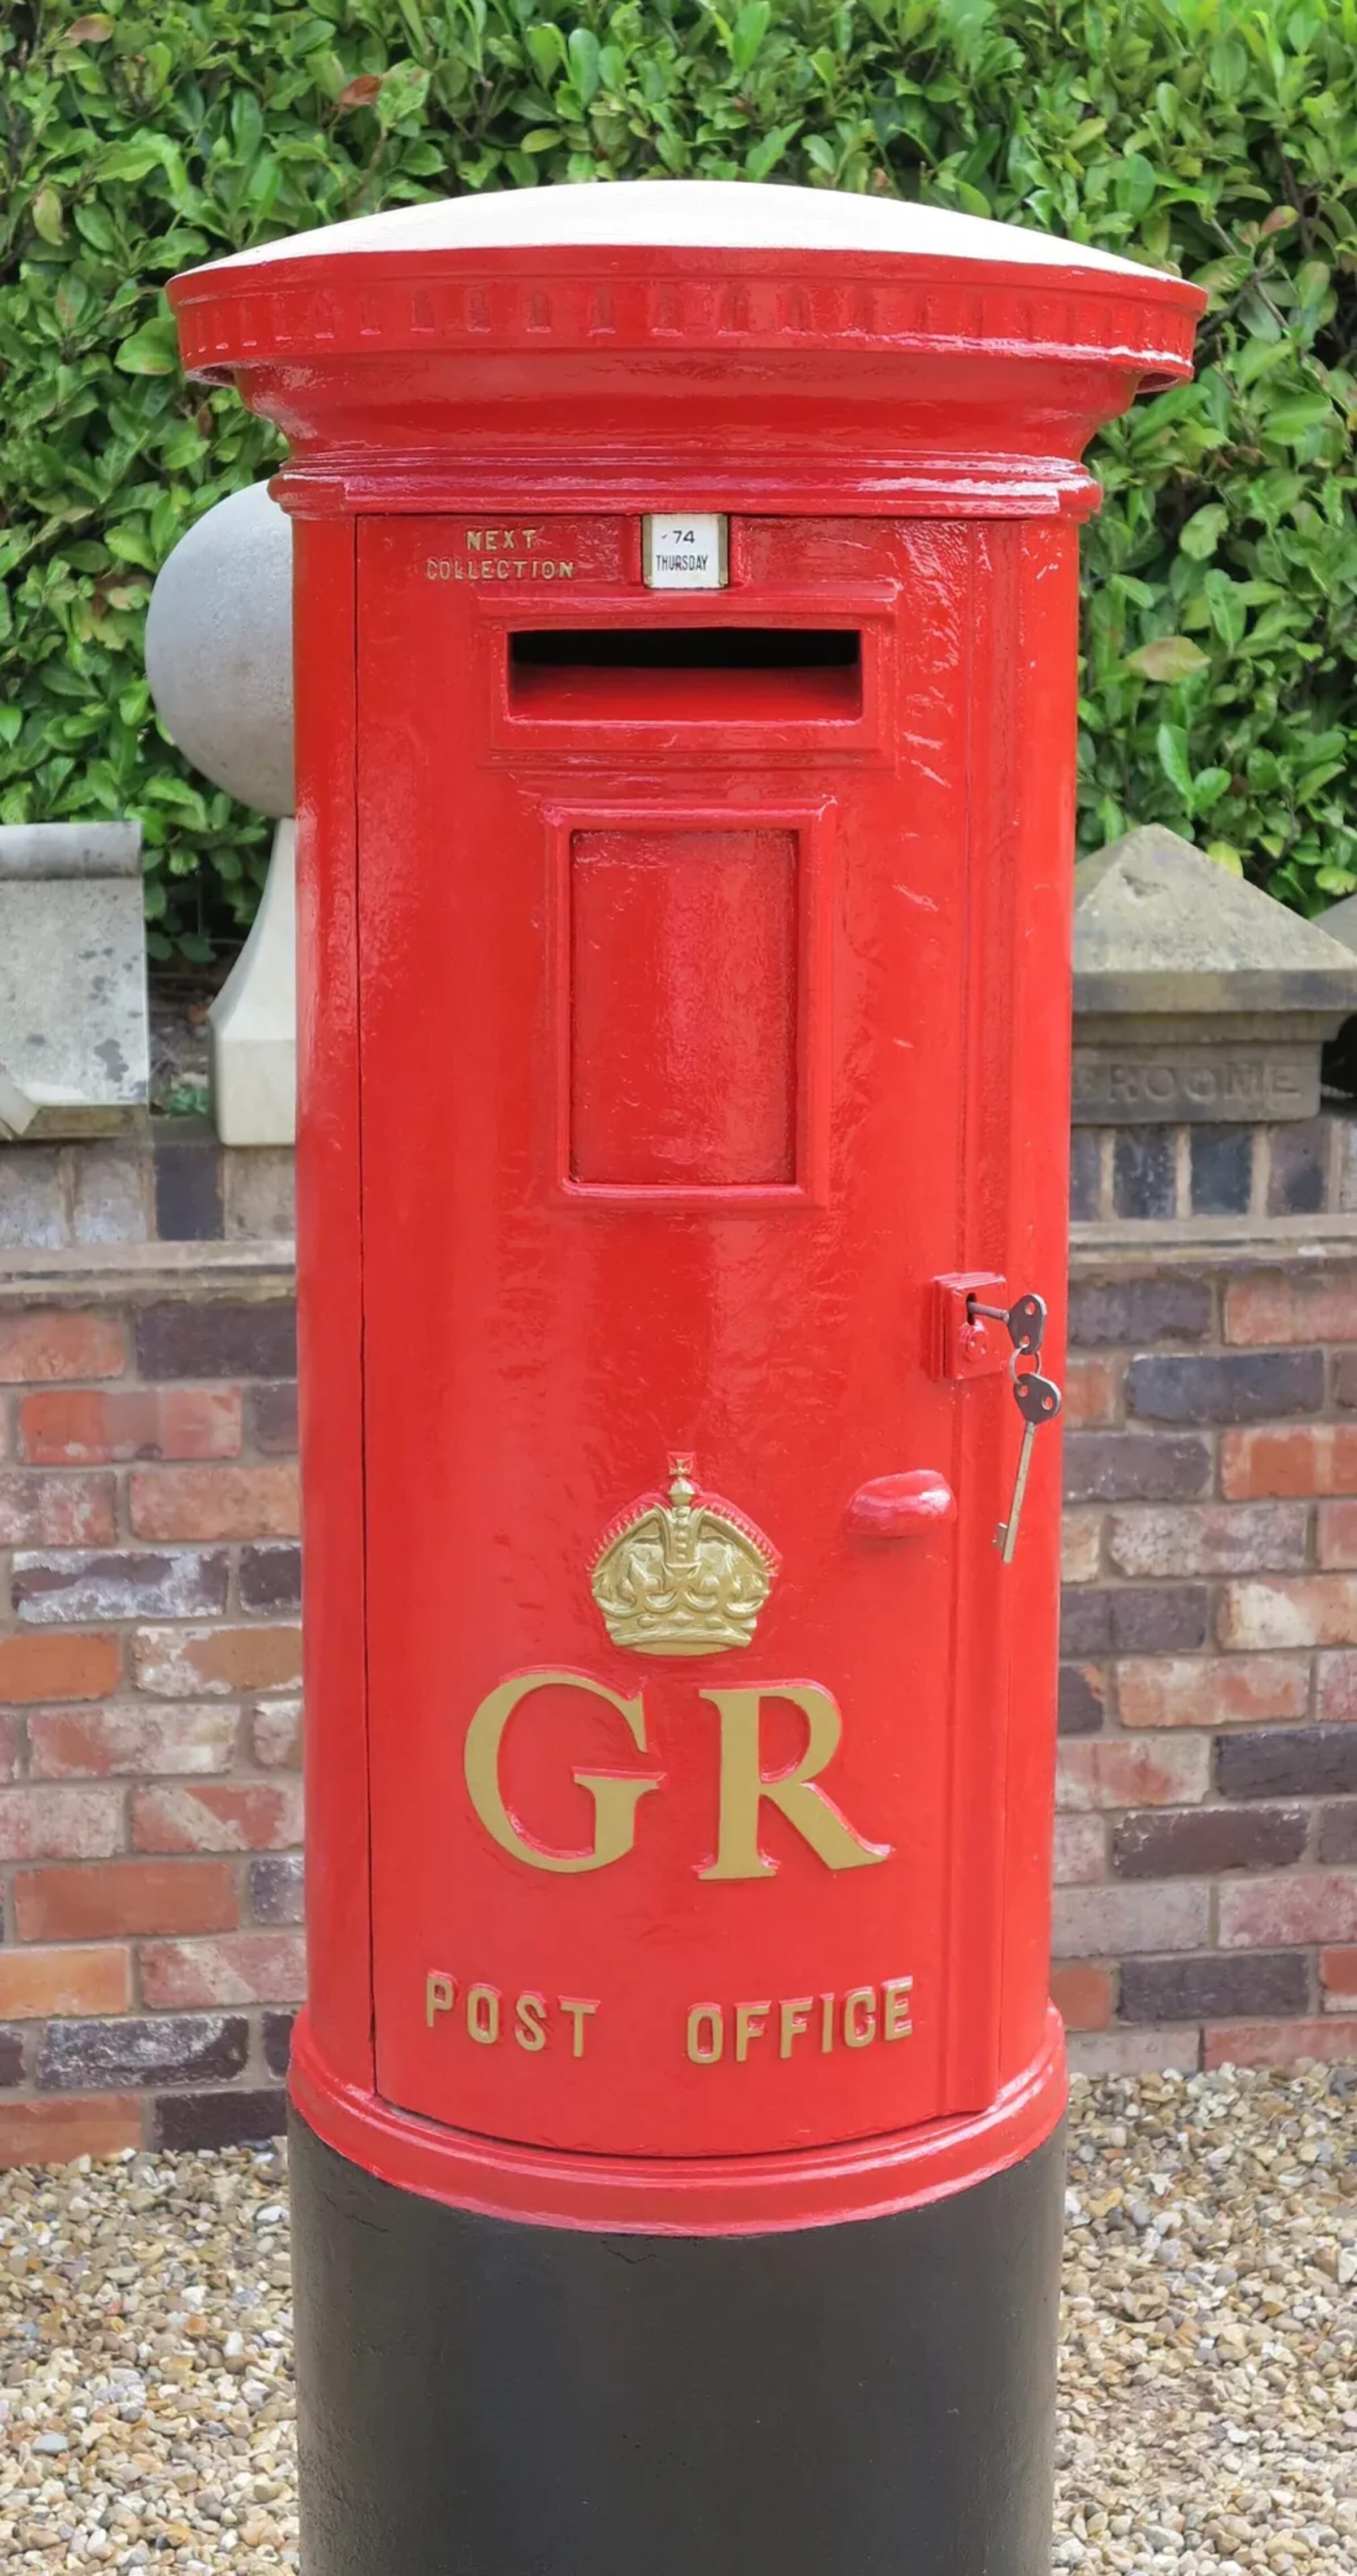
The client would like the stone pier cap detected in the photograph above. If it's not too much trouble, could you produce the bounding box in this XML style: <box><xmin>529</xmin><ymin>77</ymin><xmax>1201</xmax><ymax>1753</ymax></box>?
<box><xmin>1073</xmin><ymin>825</ymin><xmax>1357</xmax><ymax>1127</ymax></box>
<box><xmin>0</xmin><ymin>822</ymin><xmax>149</xmax><ymax>1141</ymax></box>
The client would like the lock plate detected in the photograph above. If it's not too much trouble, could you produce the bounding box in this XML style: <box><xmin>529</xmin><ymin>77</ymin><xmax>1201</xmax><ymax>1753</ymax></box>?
<box><xmin>931</xmin><ymin>1272</ymin><xmax>1010</xmax><ymax>1382</ymax></box>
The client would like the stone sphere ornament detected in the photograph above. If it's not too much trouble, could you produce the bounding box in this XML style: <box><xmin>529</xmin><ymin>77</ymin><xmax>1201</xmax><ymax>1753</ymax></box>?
<box><xmin>145</xmin><ymin>479</ymin><xmax>294</xmax><ymax>817</ymax></box>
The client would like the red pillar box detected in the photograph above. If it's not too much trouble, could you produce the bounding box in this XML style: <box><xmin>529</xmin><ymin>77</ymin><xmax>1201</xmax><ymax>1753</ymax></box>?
<box><xmin>169</xmin><ymin>184</ymin><xmax>1200</xmax><ymax>2576</ymax></box>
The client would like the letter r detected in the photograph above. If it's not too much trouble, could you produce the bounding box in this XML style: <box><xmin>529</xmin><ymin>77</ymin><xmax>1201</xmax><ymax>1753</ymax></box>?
<box><xmin>697</xmin><ymin>1684</ymin><xmax>891</xmax><ymax>1880</ymax></box>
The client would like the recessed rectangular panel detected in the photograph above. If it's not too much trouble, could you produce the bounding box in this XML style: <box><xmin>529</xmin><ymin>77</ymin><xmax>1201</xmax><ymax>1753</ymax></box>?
<box><xmin>570</xmin><ymin>827</ymin><xmax>797</xmax><ymax>1188</ymax></box>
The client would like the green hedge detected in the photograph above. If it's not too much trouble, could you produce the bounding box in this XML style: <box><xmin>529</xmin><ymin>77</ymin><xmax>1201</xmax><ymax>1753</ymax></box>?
<box><xmin>2</xmin><ymin>0</ymin><xmax>1355</xmax><ymax>955</ymax></box>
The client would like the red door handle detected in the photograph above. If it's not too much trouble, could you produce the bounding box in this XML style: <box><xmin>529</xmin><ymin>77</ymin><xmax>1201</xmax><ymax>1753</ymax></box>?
<box><xmin>845</xmin><ymin>1470</ymin><xmax>956</xmax><ymax>1538</ymax></box>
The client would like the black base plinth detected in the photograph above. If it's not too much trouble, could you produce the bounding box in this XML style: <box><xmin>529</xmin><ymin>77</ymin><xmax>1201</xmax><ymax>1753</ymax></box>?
<box><xmin>288</xmin><ymin>2107</ymin><xmax>1064</xmax><ymax>2576</ymax></box>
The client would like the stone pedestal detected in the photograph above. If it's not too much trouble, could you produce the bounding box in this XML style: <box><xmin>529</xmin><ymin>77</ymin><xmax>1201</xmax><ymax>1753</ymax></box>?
<box><xmin>210</xmin><ymin>822</ymin><xmax>296</xmax><ymax>1148</ymax></box>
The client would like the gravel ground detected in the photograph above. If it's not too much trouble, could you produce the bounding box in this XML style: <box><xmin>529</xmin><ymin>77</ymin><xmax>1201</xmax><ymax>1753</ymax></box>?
<box><xmin>1058</xmin><ymin>2063</ymin><xmax>1356</xmax><ymax>2573</ymax></box>
<box><xmin>0</xmin><ymin>2066</ymin><xmax>1351</xmax><ymax>2573</ymax></box>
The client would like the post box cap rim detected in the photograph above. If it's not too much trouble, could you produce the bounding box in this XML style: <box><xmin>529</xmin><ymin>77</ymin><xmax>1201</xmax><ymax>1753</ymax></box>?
<box><xmin>180</xmin><ymin>177</ymin><xmax>1187</xmax><ymax>291</ymax></box>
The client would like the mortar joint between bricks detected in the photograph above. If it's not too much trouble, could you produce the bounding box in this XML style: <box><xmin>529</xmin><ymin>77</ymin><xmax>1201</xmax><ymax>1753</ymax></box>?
<box><xmin>1250</xmin><ymin>1131</ymin><xmax>1269</xmax><ymax>1220</ymax></box>
<box><xmin>1325</xmin><ymin>1118</ymin><xmax>1343</xmax><ymax>1211</ymax></box>
<box><xmin>1096</xmin><ymin>1131</ymin><xmax>1114</xmax><ymax>1222</ymax></box>
<box><xmin>1173</xmin><ymin>1125</ymin><xmax>1191</xmax><ymax>1224</ymax></box>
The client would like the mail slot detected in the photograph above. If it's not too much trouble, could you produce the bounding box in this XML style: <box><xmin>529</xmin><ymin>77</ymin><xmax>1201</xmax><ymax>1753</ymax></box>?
<box><xmin>169</xmin><ymin>180</ymin><xmax>1202</xmax><ymax>2576</ymax></box>
<box><xmin>507</xmin><ymin>625</ymin><xmax>865</xmax><ymax>721</ymax></box>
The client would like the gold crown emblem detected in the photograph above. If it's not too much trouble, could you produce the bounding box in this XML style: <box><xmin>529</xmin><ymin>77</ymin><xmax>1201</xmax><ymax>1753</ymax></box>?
<box><xmin>590</xmin><ymin>1455</ymin><xmax>780</xmax><ymax>1658</ymax></box>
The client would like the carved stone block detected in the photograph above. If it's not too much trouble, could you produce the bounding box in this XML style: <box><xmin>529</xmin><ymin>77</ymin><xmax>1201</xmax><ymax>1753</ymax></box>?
<box><xmin>1073</xmin><ymin>1041</ymin><xmax>1316</xmax><ymax>1125</ymax></box>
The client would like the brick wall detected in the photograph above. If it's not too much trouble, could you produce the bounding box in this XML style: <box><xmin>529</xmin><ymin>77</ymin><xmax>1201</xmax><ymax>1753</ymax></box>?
<box><xmin>1070</xmin><ymin>1106</ymin><xmax>1357</xmax><ymax>1223</ymax></box>
<box><xmin>0</xmin><ymin>1249</ymin><xmax>301</xmax><ymax>2163</ymax></box>
<box><xmin>1057</xmin><ymin>1220</ymin><xmax>1357</xmax><ymax>2075</ymax></box>
<box><xmin>1</xmin><ymin>1215</ymin><xmax>1355</xmax><ymax>2162</ymax></box>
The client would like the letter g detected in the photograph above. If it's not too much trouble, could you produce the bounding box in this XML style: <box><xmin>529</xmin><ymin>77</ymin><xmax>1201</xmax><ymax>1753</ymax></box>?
<box><xmin>463</xmin><ymin>1670</ymin><xmax>661</xmax><ymax>1874</ymax></box>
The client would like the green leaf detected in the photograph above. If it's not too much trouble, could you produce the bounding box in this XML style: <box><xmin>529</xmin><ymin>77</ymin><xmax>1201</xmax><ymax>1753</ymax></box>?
<box><xmin>1155</xmin><ymin>722</ymin><xmax>1195</xmax><ymax>803</ymax></box>
<box><xmin>1178</xmin><ymin>504</ymin><xmax>1228</xmax><ymax>561</ymax></box>
<box><xmin>31</xmin><ymin>185</ymin><xmax>66</xmax><ymax>246</ymax></box>
<box><xmin>98</xmin><ymin>140</ymin><xmax>171</xmax><ymax>184</ymax></box>
<box><xmin>72</xmin><ymin>203</ymin><xmax>115</xmax><ymax>254</ymax></box>
<box><xmin>159</xmin><ymin>422</ymin><xmax>208</xmax><ymax>469</ymax></box>
<box><xmin>746</xmin><ymin>122</ymin><xmax>799</xmax><ymax>181</ymax></box>
<box><xmin>1201</xmin><ymin>572</ymin><xmax>1247</xmax><ymax>650</ymax></box>
<box><xmin>1126</xmin><ymin>636</ymin><xmax>1209</xmax><ymax>681</ymax></box>
<box><xmin>731</xmin><ymin>2</ymin><xmax>772</xmax><ymax>72</ymax></box>
<box><xmin>231</xmin><ymin>92</ymin><xmax>265</xmax><ymax>161</ymax></box>
<box><xmin>1262</xmin><ymin>391</ymin><xmax>1337</xmax><ymax>443</ymax></box>
<box><xmin>53</xmin><ymin>272</ymin><xmax>92</xmax><ymax>333</ymax></box>
<box><xmin>526</xmin><ymin>23</ymin><xmax>568</xmax><ymax>80</ymax></box>
<box><xmin>1112</xmin><ymin>151</ymin><xmax>1157</xmax><ymax>220</ymax></box>
<box><xmin>114</xmin><ymin>320</ymin><xmax>179</xmax><ymax>375</ymax></box>
<box><xmin>567</xmin><ymin>28</ymin><xmax>601</xmax><ymax>106</ymax></box>
<box><xmin>1205</xmin><ymin>842</ymin><xmax>1244</xmax><ymax>874</ymax></box>
<box><xmin>376</xmin><ymin>63</ymin><xmax>432</xmax><ymax>130</ymax></box>
<box><xmin>1233</xmin><ymin>336</ymin><xmax>1293</xmax><ymax>392</ymax></box>
<box><xmin>105</xmin><ymin>524</ymin><xmax>157</xmax><ymax>569</ymax></box>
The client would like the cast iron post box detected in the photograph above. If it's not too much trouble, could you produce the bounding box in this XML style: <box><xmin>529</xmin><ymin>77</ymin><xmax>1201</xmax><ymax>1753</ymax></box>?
<box><xmin>169</xmin><ymin>183</ymin><xmax>1201</xmax><ymax>2576</ymax></box>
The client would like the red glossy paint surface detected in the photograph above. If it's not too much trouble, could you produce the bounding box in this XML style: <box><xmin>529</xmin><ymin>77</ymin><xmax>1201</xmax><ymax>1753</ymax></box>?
<box><xmin>169</xmin><ymin>217</ymin><xmax>1201</xmax><ymax>2229</ymax></box>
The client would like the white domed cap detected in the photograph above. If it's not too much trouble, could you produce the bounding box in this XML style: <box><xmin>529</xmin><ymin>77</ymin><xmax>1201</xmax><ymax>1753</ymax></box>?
<box><xmin>197</xmin><ymin>177</ymin><xmax>1161</xmax><ymax>282</ymax></box>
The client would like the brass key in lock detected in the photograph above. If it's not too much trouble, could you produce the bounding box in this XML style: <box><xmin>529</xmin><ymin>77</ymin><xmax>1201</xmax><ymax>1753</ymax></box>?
<box><xmin>996</xmin><ymin>1360</ymin><xmax>1062</xmax><ymax>1564</ymax></box>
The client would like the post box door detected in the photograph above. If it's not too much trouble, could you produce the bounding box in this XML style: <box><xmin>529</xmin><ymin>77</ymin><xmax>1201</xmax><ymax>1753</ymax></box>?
<box><xmin>355</xmin><ymin>513</ymin><xmax>1018</xmax><ymax>2162</ymax></box>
